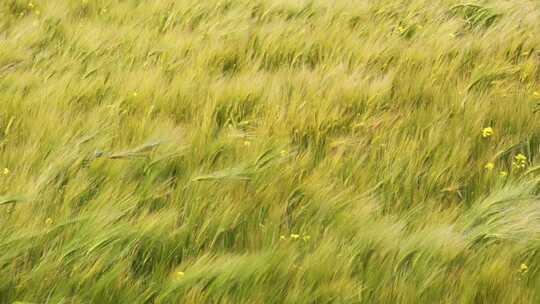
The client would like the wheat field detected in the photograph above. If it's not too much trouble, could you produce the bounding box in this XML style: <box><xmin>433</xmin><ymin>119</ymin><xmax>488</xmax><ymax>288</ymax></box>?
<box><xmin>1</xmin><ymin>0</ymin><xmax>540</xmax><ymax>303</ymax></box>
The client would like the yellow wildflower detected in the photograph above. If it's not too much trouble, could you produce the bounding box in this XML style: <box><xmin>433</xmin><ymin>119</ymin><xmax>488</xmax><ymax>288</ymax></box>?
<box><xmin>484</xmin><ymin>162</ymin><xmax>494</xmax><ymax>171</ymax></box>
<box><xmin>515</xmin><ymin>153</ymin><xmax>527</xmax><ymax>161</ymax></box>
<box><xmin>290</xmin><ymin>234</ymin><xmax>300</xmax><ymax>240</ymax></box>
<box><xmin>279</xmin><ymin>235</ymin><xmax>286</xmax><ymax>240</ymax></box>
<box><xmin>481</xmin><ymin>127</ymin><xmax>494</xmax><ymax>138</ymax></box>
<box><xmin>533</xmin><ymin>91</ymin><xmax>540</xmax><ymax>97</ymax></box>
<box><xmin>176</xmin><ymin>271</ymin><xmax>185</xmax><ymax>277</ymax></box>
<box><xmin>302</xmin><ymin>235</ymin><xmax>311</xmax><ymax>241</ymax></box>
<box><xmin>520</xmin><ymin>263</ymin><xmax>529</xmax><ymax>274</ymax></box>
<box><xmin>499</xmin><ymin>171</ymin><xmax>508</xmax><ymax>177</ymax></box>
<box><xmin>512</xmin><ymin>153</ymin><xmax>527</xmax><ymax>169</ymax></box>
<box><xmin>28</xmin><ymin>2</ymin><xmax>34</xmax><ymax>8</ymax></box>
<box><xmin>243</xmin><ymin>141</ymin><xmax>251</xmax><ymax>147</ymax></box>
<box><xmin>45</xmin><ymin>218</ymin><xmax>53</xmax><ymax>225</ymax></box>
<box><xmin>398</xmin><ymin>26</ymin><xmax>406</xmax><ymax>34</ymax></box>
<box><xmin>3</xmin><ymin>168</ymin><xmax>10</xmax><ymax>176</ymax></box>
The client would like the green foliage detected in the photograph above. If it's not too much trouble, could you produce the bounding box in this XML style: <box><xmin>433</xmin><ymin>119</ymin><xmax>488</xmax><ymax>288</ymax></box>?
<box><xmin>449</xmin><ymin>4</ymin><xmax>501</xmax><ymax>29</ymax></box>
<box><xmin>1</xmin><ymin>0</ymin><xmax>540</xmax><ymax>303</ymax></box>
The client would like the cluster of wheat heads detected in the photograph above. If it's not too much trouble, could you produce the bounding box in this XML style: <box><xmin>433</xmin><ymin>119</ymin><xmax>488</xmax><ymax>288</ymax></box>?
<box><xmin>1</xmin><ymin>0</ymin><xmax>540</xmax><ymax>303</ymax></box>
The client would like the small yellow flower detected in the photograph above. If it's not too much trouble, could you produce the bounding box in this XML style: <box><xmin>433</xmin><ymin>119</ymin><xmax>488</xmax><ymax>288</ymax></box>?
<box><xmin>243</xmin><ymin>141</ymin><xmax>251</xmax><ymax>147</ymax></box>
<box><xmin>449</xmin><ymin>33</ymin><xmax>456</xmax><ymax>38</ymax></box>
<box><xmin>35</xmin><ymin>10</ymin><xmax>40</xmax><ymax>15</ymax></box>
<box><xmin>513</xmin><ymin>153</ymin><xmax>528</xmax><ymax>169</ymax></box>
<box><xmin>481</xmin><ymin>127</ymin><xmax>494</xmax><ymax>138</ymax></box>
<box><xmin>279</xmin><ymin>235</ymin><xmax>286</xmax><ymax>240</ymax></box>
<box><xmin>499</xmin><ymin>171</ymin><xmax>508</xmax><ymax>177</ymax></box>
<box><xmin>290</xmin><ymin>234</ymin><xmax>300</xmax><ymax>240</ymax></box>
<box><xmin>45</xmin><ymin>218</ymin><xmax>53</xmax><ymax>225</ymax></box>
<box><xmin>28</xmin><ymin>2</ymin><xmax>34</xmax><ymax>8</ymax></box>
<box><xmin>533</xmin><ymin>91</ymin><xmax>540</xmax><ymax>97</ymax></box>
<box><xmin>132</xmin><ymin>92</ymin><xmax>138</xmax><ymax>97</ymax></box>
<box><xmin>3</xmin><ymin>168</ymin><xmax>10</xmax><ymax>176</ymax></box>
<box><xmin>176</xmin><ymin>271</ymin><xmax>185</xmax><ymax>277</ymax></box>
<box><xmin>302</xmin><ymin>235</ymin><xmax>311</xmax><ymax>241</ymax></box>
<box><xmin>520</xmin><ymin>263</ymin><xmax>529</xmax><ymax>273</ymax></box>
<box><xmin>484</xmin><ymin>162</ymin><xmax>495</xmax><ymax>171</ymax></box>
<box><xmin>280</xmin><ymin>150</ymin><xmax>287</xmax><ymax>156</ymax></box>
<box><xmin>398</xmin><ymin>26</ymin><xmax>406</xmax><ymax>34</ymax></box>
<box><xmin>515</xmin><ymin>153</ymin><xmax>527</xmax><ymax>161</ymax></box>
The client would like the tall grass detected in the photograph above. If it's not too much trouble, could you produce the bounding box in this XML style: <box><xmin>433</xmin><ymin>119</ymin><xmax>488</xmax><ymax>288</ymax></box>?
<box><xmin>1</xmin><ymin>0</ymin><xmax>540</xmax><ymax>302</ymax></box>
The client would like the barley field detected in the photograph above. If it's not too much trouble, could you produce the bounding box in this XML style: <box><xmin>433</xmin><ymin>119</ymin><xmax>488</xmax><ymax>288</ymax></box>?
<box><xmin>1</xmin><ymin>0</ymin><xmax>540</xmax><ymax>303</ymax></box>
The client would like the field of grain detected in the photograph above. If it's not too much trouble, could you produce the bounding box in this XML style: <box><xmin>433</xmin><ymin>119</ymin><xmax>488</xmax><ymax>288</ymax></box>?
<box><xmin>2</xmin><ymin>0</ymin><xmax>540</xmax><ymax>303</ymax></box>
